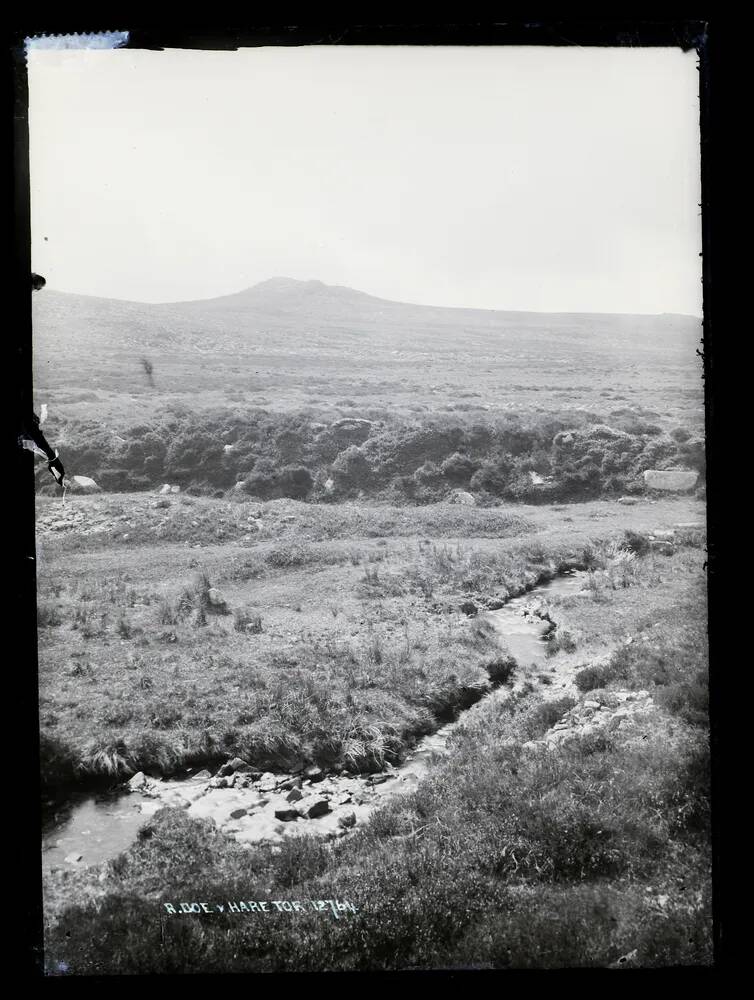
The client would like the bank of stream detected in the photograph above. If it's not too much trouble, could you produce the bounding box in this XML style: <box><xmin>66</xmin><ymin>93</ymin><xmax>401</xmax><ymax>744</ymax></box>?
<box><xmin>42</xmin><ymin>569</ymin><xmax>588</xmax><ymax>871</ymax></box>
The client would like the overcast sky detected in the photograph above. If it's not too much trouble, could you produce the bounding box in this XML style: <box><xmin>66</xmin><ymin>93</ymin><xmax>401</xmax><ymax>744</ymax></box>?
<box><xmin>28</xmin><ymin>45</ymin><xmax>702</xmax><ymax>315</ymax></box>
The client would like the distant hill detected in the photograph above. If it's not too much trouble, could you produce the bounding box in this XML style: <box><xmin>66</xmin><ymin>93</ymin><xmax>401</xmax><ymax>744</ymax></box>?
<box><xmin>31</xmin><ymin>278</ymin><xmax>703</xmax><ymax>420</ymax></box>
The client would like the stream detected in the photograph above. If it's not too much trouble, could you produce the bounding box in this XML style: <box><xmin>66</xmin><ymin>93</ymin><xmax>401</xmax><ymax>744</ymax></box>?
<box><xmin>42</xmin><ymin>570</ymin><xmax>587</xmax><ymax>871</ymax></box>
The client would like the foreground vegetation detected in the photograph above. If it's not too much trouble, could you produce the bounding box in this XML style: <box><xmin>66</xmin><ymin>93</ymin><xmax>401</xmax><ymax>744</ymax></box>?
<box><xmin>39</xmin><ymin>495</ymin><xmax>711</xmax><ymax>970</ymax></box>
<box><xmin>44</xmin><ymin>619</ymin><xmax>711</xmax><ymax>972</ymax></box>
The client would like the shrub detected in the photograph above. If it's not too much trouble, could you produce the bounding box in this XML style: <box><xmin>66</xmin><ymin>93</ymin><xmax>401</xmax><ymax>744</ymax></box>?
<box><xmin>575</xmin><ymin>663</ymin><xmax>614</xmax><ymax>692</ymax></box>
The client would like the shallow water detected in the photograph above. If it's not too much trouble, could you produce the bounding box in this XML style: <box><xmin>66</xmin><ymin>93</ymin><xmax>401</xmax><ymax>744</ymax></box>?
<box><xmin>42</xmin><ymin>570</ymin><xmax>586</xmax><ymax>870</ymax></box>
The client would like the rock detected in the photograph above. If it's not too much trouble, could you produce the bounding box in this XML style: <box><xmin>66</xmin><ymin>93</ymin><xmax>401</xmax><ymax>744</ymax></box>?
<box><xmin>159</xmin><ymin>484</ymin><xmax>172</xmax><ymax>495</ymax></box>
<box><xmin>64</xmin><ymin>853</ymin><xmax>83</xmax><ymax>864</ymax></box>
<box><xmin>279</xmin><ymin>776</ymin><xmax>303</xmax><ymax>791</ymax></box>
<box><xmin>304</xmin><ymin>798</ymin><xmax>331</xmax><ymax>819</ymax></box>
<box><xmin>617</xmin><ymin>496</ymin><xmax>637</xmax><ymax>505</ymax></box>
<box><xmin>229</xmin><ymin>808</ymin><xmax>247</xmax><ymax>820</ymax></box>
<box><xmin>370</xmin><ymin>774</ymin><xmax>394</xmax><ymax>786</ymax></box>
<box><xmin>583</xmin><ymin>701</ymin><xmax>601</xmax><ymax>710</ymax></box>
<box><xmin>193</xmin><ymin>769</ymin><xmax>212</xmax><ymax>781</ymax></box>
<box><xmin>70</xmin><ymin>475</ymin><xmax>101</xmax><ymax>493</ymax></box>
<box><xmin>207</xmin><ymin>588</ymin><xmax>228</xmax><ymax>611</ymax></box>
<box><xmin>286</xmin><ymin>788</ymin><xmax>304</xmax><ymax>803</ymax></box>
<box><xmin>447</xmin><ymin>490</ymin><xmax>476</xmax><ymax>506</ymax></box>
<box><xmin>274</xmin><ymin>808</ymin><xmax>301</xmax><ymax>822</ymax></box>
<box><xmin>338</xmin><ymin>811</ymin><xmax>357</xmax><ymax>829</ymax></box>
<box><xmin>257</xmin><ymin>772</ymin><xmax>279</xmax><ymax>790</ymax></box>
<box><xmin>304</xmin><ymin>765</ymin><xmax>325</xmax><ymax>783</ymax></box>
<box><xmin>127</xmin><ymin>771</ymin><xmax>148</xmax><ymax>792</ymax></box>
<box><xmin>171</xmin><ymin>485</ymin><xmax>181</xmax><ymax>493</ymax></box>
<box><xmin>460</xmin><ymin>601</ymin><xmax>478</xmax><ymax>617</ymax></box>
<box><xmin>225</xmin><ymin>757</ymin><xmax>252</xmax><ymax>773</ymax></box>
<box><xmin>642</xmin><ymin>469</ymin><xmax>698</xmax><ymax>492</ymax></box>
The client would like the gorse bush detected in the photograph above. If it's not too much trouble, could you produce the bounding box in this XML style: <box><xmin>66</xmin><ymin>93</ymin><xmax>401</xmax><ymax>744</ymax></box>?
<box><xmin>42</xmin><ymin>405</ymin><xmax>703</xmax><ymax>503</ymax></box>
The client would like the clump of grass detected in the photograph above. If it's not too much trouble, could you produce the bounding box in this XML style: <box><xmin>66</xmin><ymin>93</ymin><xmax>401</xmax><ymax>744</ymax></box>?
<box><xmin>485</xmin><ymin>655</ymin><xmax>516</xmax><ymax>685</ymax></box>
<box><xmin>37</xmin><ymin>600</ymin><xmax>62</xmax><ymax>627</ymax></box>
<box><xmin>623</xmin><ymin>529</ymin><xmax>651</xmax><ymax>556</ymax></box>
<box><xmin>117</xmin><ymin>615</ymin><xmax>133</xmax><ymax>639</ymax></box>
<box><xmin>157</xmin><ymin>598</ymin><xmax>178</xmax><ymax>626</ymax></box>
<box><xmin>234</xmin><ymin>608</ymin><xmax>263</xmax><ymax>634</ymax></box>
<box><xmin>546</xmin><ymin>628</ymin><xmax>578</xmax><ymax>657</ymax></box>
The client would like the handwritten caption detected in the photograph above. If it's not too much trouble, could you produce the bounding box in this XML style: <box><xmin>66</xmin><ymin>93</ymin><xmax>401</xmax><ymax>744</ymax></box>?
<box><xmin>164</xmin><ymin>899</ymin><xmax>358</xmax><ymax>918</ymax></box>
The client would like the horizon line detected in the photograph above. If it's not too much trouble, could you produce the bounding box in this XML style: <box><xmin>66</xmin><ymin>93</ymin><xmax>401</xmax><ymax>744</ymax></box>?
<box><xmin>34</xmin><ymin>278</ymin><xmax>704</xmax><ymax>321</ymax></box>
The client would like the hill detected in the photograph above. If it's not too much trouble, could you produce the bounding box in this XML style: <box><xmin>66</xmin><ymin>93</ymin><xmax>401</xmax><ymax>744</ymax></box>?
<box><xmin>32</xmin><ymin>278</ymin><xmax>702</xmax><ymax>422</ymax></box>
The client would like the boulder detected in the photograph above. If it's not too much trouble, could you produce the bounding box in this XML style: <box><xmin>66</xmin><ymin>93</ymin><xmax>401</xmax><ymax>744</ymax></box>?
<box><xmin>229</xmin><ymin>808</ymin><xmax>247</xmax><ymax>820</ymax></box>
<box><xmin>303</xmin><ymin>798</ymin><xmax>331</xmax><ymax>819</ymax></box>
<box><xmin>286</xmin><ymin>788</ymin><xmax>304</xmax><ymax>803</ymax></box>
<box><xmin>642</xmin><ymin>470</ymin><xmax>698</xmax><ymax>491</ymax></box>
<box><xmin>127</xmin><ymin>771</ymin><xmax>148</xmax><ymax>792</ymax></box>
<box><xmin>274</xmin><ymin>808</ymin><xmax>300</xmax><ymax>822</ymax></box>
<box><xmin>304</xmin><ymin>765</ymin><xmax>325</xmax><ymax>783</ymax></box>
<box><xmin>70</xmin><ymin>475</ymin><xmax>101</xmax><ymax>493</ymax></box>
<box><xmin>447</xmin><ymin>490</ymin><xmax>476</xmax><ymax>506</ymax></box>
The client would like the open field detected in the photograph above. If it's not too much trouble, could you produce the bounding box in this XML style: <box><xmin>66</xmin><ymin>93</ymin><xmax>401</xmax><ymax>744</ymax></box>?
<box><xmin>38</xmin><ymin>493</ymin><xmax>711</xmax><ymax>971</ymax></box>
<box><xmin>37</xmin><ymin>493</ymin><xmax>704</xmax><ymax>787</ymax></box>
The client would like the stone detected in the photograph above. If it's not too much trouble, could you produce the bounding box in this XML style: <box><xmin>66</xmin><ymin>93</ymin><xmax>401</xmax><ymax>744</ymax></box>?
<box><xmin>171</xmin><ymin>485</ymin><xmax>181</xmax><ymax>493</ymax></box>
<box><xmin>225</xmin><ymin>757</ymin><xmax>252</xmax><ymax>773</ymax></box>
<box><xmin>460</xmin><ymin>601</ymin><xmax>478</xmax><ymax>617</ymax></box>
<box><xmin>127</xmin><ymin>771</ymin><xmax>148</xmax><ymax>791</ymax></box>
<box><xmin>304</xmin><ymin>765</ymin><xmax>325</xmax><ymax>783</ymax></box>
<box><xmin>617</xmin><ymin>496</ymin><xmax>637</xmax><ymax>505</ymax></box>
<box><xmin>338</xmin><ymin>811</ymin><xmax>357</xmax><ymax>829</ymax></box>
<box><xmin>274</xmin><ymin>808</ymin><xmax>301</xmax><ymax>822</ymax></box>
<box><xmin>279</xmin><ymin>776</ymin><xmax>303</xmax><ymax>791</ymax></box>
<box><xmin>642</xmin><ymin>469</ymin><xmax>698</xmax><ymax>492</ymax></box>
<box><xmin>286</xmin><ymin>788</ymin><xmax>304</xmax><ymax>803</ymax></box>
<box><xmin>159</xmin><ymin>484</ymin><xmax>172</xmax><ymax>495</ymax></box>
<box><xmin>370</xmin><ymin>774</ymin><xmax>394</xmax><ymax>786</ymax></box>
<box><xmin>447</xmin><ymin>490</ymin><xmax>476</xmax><ymax>506</ymax></box>
<box><xmin>193</xmin><ymin>770</ymin><xmax>212</xmax><ymax>781</ymax></box>
<box><xmin>304</xmin><ymin>798</ymin><xmax>331</xmax><ymax>819</ymax></box>
<box><xmin>207</xmin><ymin>588</ymin><xmax>227</xmax><ymax>610</ymax></box>
<box><xmin>229</xmin><ymin>808</ymin><xmax>247</xmax><ymax>820</ymax></box>
<box><xmin>64</xmin><ymin>853</ymin><xmax>83</xmax><ymax>864</ymax></box>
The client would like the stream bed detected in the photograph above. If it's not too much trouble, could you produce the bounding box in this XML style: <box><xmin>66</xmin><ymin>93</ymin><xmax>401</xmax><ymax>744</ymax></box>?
<box><xmin>42</xmin><ymin>570</ymin><xmax>588</xmax><ymax>871</ymax></box>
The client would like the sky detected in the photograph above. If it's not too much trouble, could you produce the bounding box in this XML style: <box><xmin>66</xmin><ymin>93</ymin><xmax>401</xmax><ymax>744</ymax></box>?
<box><xmin>27</xmin><ymin>45</ymin><xmax>702</xmax><ymax>315</ymax></box>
